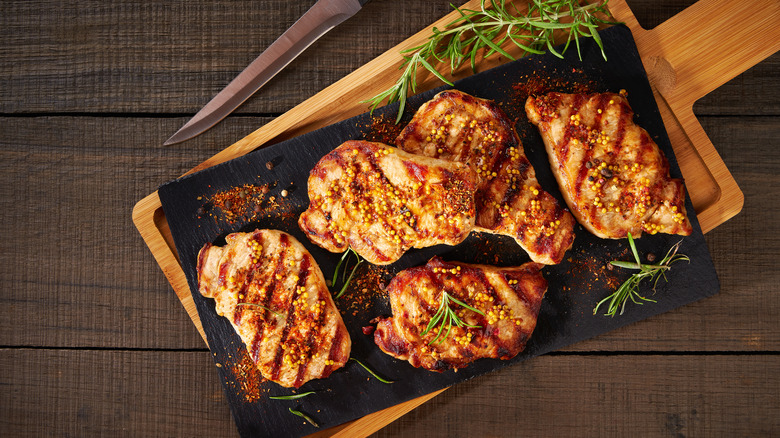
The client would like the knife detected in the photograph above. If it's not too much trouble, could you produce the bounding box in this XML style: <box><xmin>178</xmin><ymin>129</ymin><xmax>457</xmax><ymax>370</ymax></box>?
<box><xmin>164</xmin><ymin>0</ymin><xmax>370</xmax><ymax>146</ymax></box>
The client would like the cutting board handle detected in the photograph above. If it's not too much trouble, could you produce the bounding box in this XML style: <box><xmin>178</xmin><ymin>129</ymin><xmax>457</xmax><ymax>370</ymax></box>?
<box><xmin>609</xmin><ymin>0</ymin><xmax>780</xmax><ymax>105</ymax></box>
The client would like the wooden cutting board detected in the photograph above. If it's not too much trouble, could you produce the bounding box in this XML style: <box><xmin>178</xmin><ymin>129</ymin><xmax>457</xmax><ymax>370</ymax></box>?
<box><xmin>132</xmin><ymin>0</ymin><xmax>779</xmax><ymax>435</ymax></box>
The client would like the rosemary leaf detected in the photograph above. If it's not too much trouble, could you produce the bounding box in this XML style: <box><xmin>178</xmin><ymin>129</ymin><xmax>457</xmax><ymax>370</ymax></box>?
<box><xmin>350</xmin><ymin>358</ymin><xmax>394</xmax><ymax>384</ymax></box>
<box><xmin>331</xmin><ymin>247</ymin><xmax>364</xmax><ymax>299</ymax></box>
<box><xmin>421</xmin><ymin>291</ymin><xmax>485</xmax><ymax>345</ymax></box>
<box><xmin>288</xmin><ymin>408</ymin><xmax>319</xmax><ymax>428</ymax></box>
<box><xmin>362</xmin><ymin>0</ymin><xmax>617</xmax><ymax>122</ymax></box>
<box><xmin>235</xmin><ymin>302</ymin><xmax>282</xmax><ymax>318</ymax></box>
<box><xmin>269</xmin><ymin>391</ymin><xmax>316</xmax><ymax>400</ymax></box>
<box><xmin>594</xmin><ymin>233</ymin><xmax>689</xmax><ymax>317</ymax></box>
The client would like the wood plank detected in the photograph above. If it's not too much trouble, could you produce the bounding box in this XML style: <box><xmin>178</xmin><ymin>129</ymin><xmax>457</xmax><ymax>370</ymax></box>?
<box><xmin>372</xmin><ymin>354</ymin><xmax>780</xmax><ymax>437</ymax></box>
<box><xmin>1</xmin><ymin>113</ymin><xmax>777</xmax><ymax>352</ymax></box>
<box><xmin>0</xmin><ymin>349</ymin><xmax>236</xmax><ymax>436</ymax></box>
<box><xmin>0</xmin><ymin>349</ymin><xmax>776</xmax><ymax>436</ymax></box>
<box><xmin>0</xmin><ymin>0</ymin><xmax>452</xmax><ymax>114</ymax></box>
<box><xmin>0</xmin><ymin>116</ymin><xmax>273</xmax><ymax>349</ymax></box>
<box><xmin>0</xmin><ymin>0</ymin><xmax>777</xmax><ymax>115</ymax></box>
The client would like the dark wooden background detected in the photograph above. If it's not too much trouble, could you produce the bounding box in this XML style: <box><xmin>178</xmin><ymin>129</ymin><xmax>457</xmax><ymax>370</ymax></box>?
<box><xmin>1</xmin><ymin>0</ymin><xmax>777</xmax><ymax>436</ymax></box>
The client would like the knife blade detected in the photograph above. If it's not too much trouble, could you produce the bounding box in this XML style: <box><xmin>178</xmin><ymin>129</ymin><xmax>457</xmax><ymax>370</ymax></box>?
<box><xmin>164</xmin><ymin>0</ymin><xmax>370</xmax><ymax>145</ymax></box>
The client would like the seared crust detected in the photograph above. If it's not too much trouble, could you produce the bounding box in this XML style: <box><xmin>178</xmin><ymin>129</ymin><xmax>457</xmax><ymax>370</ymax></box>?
<box><xmin>396</xmin><ymin>89</ymin><xmax>575</xmax><ymax>265</ymax></box>
<box><xmin>374</xmin><ymin>256</ymin><xmax>547</xmax><ymax>372</ymax></box>
<box><xmin>197</xmin><ymin>230</ymin><xmax>351</xmax><ymax>388</ymax></box>
<box><xmin>525</xmin><ymin>92</ymin><xmax>693</xmax><ymax>239</ymax></box>
<box><xmin>299</xmin><ymin>140</ymin><xmax>478</xmax><ymax>265</ymax></box>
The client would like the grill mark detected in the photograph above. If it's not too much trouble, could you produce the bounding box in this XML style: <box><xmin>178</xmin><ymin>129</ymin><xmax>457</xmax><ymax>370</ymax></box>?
<box><xmin>557</xmin><ymin>95</ymin><xmax>574</xmax><ymax>164</ymax></box>
<box><xmin>424</xmin><ymin>265</ymin><xmax>447</xmax><ymax>314</ymax></box>
<box><xmin>497</xmin><ymin>156</ymin><xmax>530</xmax><ymax>219</ymax></box>
<box><xmin>402</xmin><ymin>160</ymin><xmax>430</xmax><ymax>182</ymax></box>
<box><xmin>396</xmin><ymin>117</ymin><xmax>425</xmax><ymax>147</ymax></box>
<box><xmin>470</xmin><ymin>266</ymin><xmax>500</xmax><ymax>304</ymax></box>
<box><xmin>569</xmin><ymin>94</ymin><xmax>591</xmax><ymax>201</ymax></box>
<box><xmin>268</xmin><ymin>234</ymin><xmax>299</xmax><ymax>382</ymax></box>
<box><xmin>250</xmin><ymin>233</ymin><xmax>280</xmax><ymax>329</ymax></box>
<box><xmin>233</xmin><ymin>233</ymin><xmax>265</xmax><ymax>327</ymax></box>
<box><xmin>323</xmin><ymin>324</ymin><xmax>346</xmax><ymax>377</ymax></box>
<box><xmin>217</xmin><ymin>256</ymin><xmax>230</xmax><ymax>290</ymax></box>
<box><xmin>250</xmin><ymin>234</ymin><xmax>288</xmax><ymax>364</ymax></box>
<box><xmin>232</xmin><ymin>268</ymin><xmax>256</xmax><ymax>326</ymax></box>
<box><xmin>471</xmin><ymin>268</ymin><xmax>518</xmax><ymax>353</ymax></box>
<box><xmin>292</xmin><ymin>255</ymin><xmax>315</xmax><ymax>388</ymax></box>
<box><xmin>505</xmin><ymin>270</ymin><xmax>533</xmax><ymax>310</ymax></box>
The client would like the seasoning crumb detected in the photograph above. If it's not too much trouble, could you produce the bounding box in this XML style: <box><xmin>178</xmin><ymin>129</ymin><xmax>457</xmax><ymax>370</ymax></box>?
<box><xmin>266</xmin><ymin>161</ymin><xmax>274</xmax><ymax>170</ymax></box>
<box><xmin>281</xmin><ymin>189</ymin><xmax>288</xmax><ymax>197</ymax></box>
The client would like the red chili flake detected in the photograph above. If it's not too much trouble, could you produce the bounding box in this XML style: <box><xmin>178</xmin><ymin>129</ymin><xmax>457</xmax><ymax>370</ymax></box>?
<box><xmin>200</xmin><ymin>183</ymin><xmax>273</xmax><ymax>224</ymax></box>
<box><xmin>363</xmin><ymin>114</ymin><xmax>405</xmax><ymax>145</ymax></box>
<box><xmin>336</xmin><ymin>265</ymin><xmax>392</xmax><ymax>317</ymax></box>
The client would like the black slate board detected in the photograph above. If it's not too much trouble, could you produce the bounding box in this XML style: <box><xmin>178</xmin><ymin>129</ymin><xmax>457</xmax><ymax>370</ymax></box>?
<box><xmin>158</xmin><ymin>25</ymin><xmax>719</xmax><ymax>437</ymax></box>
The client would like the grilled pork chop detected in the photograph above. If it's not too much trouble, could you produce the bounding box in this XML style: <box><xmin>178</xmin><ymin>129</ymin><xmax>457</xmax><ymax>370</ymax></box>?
<box><xmin>396</xmin><ymin>90</ymin><xmax>575</xmax><ymax>265</ymax></box>
<box><xmin>374</xmin><ymin>256</ymin><xmax>547</xmax><ymax>372</ymax></box>
<box><xmin>525</xmin><ymin>92</ymin><xmax>693</xmax><ymax>239</ymax></box>
<box><xmin>299</xmin><ymin>140</ymin><xmax>478</xmax><ymax>265</ymax></box>
<box><xmin>197</xmin><ymin>229</ymin><xmax>350</xmax><ymax>388</ymax></box>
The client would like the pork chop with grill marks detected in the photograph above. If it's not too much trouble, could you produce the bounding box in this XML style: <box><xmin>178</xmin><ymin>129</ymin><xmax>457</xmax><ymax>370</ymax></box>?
<box><xmin>299</xmin><ymin>140</ymin><xmax>478</xmax><ymax>265</ymax></box>
<box><xmin>395</xmin><ymin>90</ymin><xmax>575</xmax><ymax>265</ymax></box>
<box><xmin>525</xmin><ymin>91</ymin><xmax>692</xmax><ymax>239</ymax></box>
<box><xmin>197</xmin><ymin>229</ymin><xmax>351</xmax><ymax>388</ymax></box>
<box><xmin>374</xmin><ymin>256</ymin><xmax>547</xmax><ymax>372</ymax></box>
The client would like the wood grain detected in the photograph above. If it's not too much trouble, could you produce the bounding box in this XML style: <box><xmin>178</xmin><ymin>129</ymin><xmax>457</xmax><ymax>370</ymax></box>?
<box><xmin>1</xmin><ymin>1</ymin><xmax>776</xmax><ymax>115</ymax></box>
<box><xmin>374</xmin><ymin>354</ymin><xmax>780</xmax><ymax>437</ymax></box>
<box><xmin>1</xmin><ymin>350</ymin><xmax>776</xmax><ymax>437</ymax></box>
<box><xmin>0</xmin><ymin>0</ymin><xmax>452</xmax><ymax>114</ymax></box>
<box><xmin>0</xmin><ymin>0</ymin><xmax>778</xmax><ymax>436</ymax></box>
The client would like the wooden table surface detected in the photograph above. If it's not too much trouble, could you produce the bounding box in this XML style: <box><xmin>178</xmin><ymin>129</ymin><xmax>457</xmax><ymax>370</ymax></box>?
<box><xmin>1</xmin><ymin>0</ymin><xmax>778</xmax><ymax>436</ymax></box>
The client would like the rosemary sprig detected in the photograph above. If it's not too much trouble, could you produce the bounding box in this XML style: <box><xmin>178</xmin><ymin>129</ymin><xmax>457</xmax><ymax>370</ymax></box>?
<box><xmin>364</xmin><ymin>0</ymin><xmax>616</xmax><ymax>122</ymax></box>
<box><xmin>422</xmin><ymin>291</ymin><xmax>485</xmax><ymax>345</ymax></box>
<box><xmin>593</xmin><ymin>233</ymin><xmax>690</xmax><ymax>317</ymax></box>
<box><xmin>350</xmin><ymin>357</ymin><xmax>394</xmax><ymax>384</ymax></box>
<box><xmin>269</xmin><ymin>391</ymin><xmax>316</xmax><ymax>400</ymax></box>
<box><xmin>332</xmin><ymin>247</ymin><xmax>364</xmax><ymax>299</ymax></box>
<box><xmin>288</xmin><ymin>407</ymin><xmax>319</xmax><ymax>428</ymax></box>
<box><xmin>235</xmin><ymin>302</ymin><xmax>282</xmax><ymax>318</ymax></box>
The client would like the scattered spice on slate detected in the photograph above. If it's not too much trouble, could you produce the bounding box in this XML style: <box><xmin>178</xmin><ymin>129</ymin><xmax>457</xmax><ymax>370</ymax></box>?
<box><xmin>199</xmin><ymin>183</ymin><xmax>272</xmax><ymax>223</ymax></box>
<box><xmin>336</xmin><ymin>264</ymin><xmax>392</xmax><ymax>317</ymax></box>
<box><xmin>363</xmin><ymin>113</ymin><xmax>405</xmax><ymax>145</ymax></box>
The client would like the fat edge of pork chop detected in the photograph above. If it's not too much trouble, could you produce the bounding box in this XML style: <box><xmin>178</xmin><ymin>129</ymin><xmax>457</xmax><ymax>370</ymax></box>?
<box><xmin>299</xmin><ymin>140</ymin><xmax>479</xmax><ymax>265</ymax></box>
<box><xmin>525</xmin><ymin>92</ymin><xmax>693</xmax><ymax>239</ymax></box>
<box><xmin>197</xmin><ymin>229</ymin><xmax>351</xmax><ymax>388</ymax></box>
<box><xmin>395</xmin><ymin>89</ymin><xmax>575</xmax><ymax>265</ymax></box>
<box><xmin>374</xmin><ymin>256</ymin><xmax>547</xmax><ymax>372</ymax></box>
